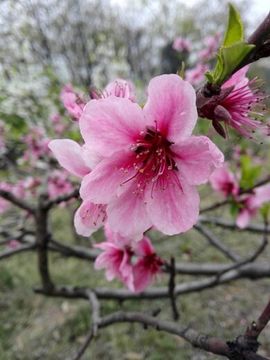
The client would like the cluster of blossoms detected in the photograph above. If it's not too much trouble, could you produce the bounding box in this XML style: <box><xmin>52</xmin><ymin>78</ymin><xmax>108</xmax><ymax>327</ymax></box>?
<box><xmin>49</xmin><ymin>74</ymin><xmax>224</xmax><ymax>291</ymax></box>
<box><xmin>95</xmin><ymin>226</ymin><xmax>163</xmax><ymax>292</ymax></box>
<box><xmin>22</xmin><ymin>126</ymin><xmax>51</xmax><ymax>164</ymax></box>
<box><xmin>210</xmin><ymin>164</ymin><xmax>270</xmax><ymax>228</ymax></box>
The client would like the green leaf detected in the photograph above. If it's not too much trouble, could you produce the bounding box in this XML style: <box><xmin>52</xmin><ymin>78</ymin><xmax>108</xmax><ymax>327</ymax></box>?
<box><xmin>211</xmin><ymin>42</ymin><xmax>255</xmax><ymax>85</ymax></box>
<box><xmin>206</xmin><ymin>3</ymin><xmax>255</xmax><ymax>85</ymax></box>
<box><xmin>223</xmin><ymin>3</ymin><xmax>244</xmax><ymax>46</ymax></box>
<box><xmin>230</xmin><ymin>201</ymin><xmax>240</xmax><ymax>217</ymax></box>
<box><xmin>240</xmin><ymin>155</ymin><xmax>262</xmax><ymax>190</ymax></box>
<box><xmin>260</xmin><ymin>204</ymin><xmax>270</xmax><ymax>221</ymax></box>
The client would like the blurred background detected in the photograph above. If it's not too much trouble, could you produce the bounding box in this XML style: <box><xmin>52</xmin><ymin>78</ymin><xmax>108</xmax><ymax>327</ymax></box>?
<box><xmin>0</xmin><ymin>0</ymin><xmax>270</xmax><ymax>359</ymax></box>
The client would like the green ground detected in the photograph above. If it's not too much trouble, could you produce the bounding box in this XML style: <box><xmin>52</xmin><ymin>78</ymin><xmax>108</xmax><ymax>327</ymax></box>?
<box><xmin>1</xmin><ymin>202</ymin><xmax>270</xmax><ymax>360</ymax></box>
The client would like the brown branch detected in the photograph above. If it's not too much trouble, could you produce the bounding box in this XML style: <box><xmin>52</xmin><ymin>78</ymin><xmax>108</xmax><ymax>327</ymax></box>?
<box><xmin>97</xmin><ymin>311</ymin><xmax>230</xmax><ymax>357</ymax></box>
<box><xmin>168</xmin><ymin>257</ymin><xmax>179</xmax><ymax>320</ymax></box>
<box><xmin>195</xmin><ymin>223</ymin><xmax>240</xmax><ymax>261</ymax></box>
<box><xmin>35</xmin><ymin>194</ymin><xmax>54</xmax><ymax>292</ymax></box>
<box><xmin>199</xmin><ymin>216</ymin><xmax>270</xmax><ymax>234</ymax></box>
<box><xmin>0</xmin><ymin>189</ymin><xmax>34</xmax><ymax>213</ymax></box>
<box><xmin>201</xmin><ymin>178</ymin><xmax>270</xmax><ymax>214</ymax></box>
<box><xmin>34</xmin><ymin>260</ymin><xmax>268</xmax><ymax>301</ymax></box>
<box><xmin>0</xmin><ymin>243</ymin><xmax>36</xmax><ymax>260</ymax></box>
<box><xmin>72</xmin><ymin>290</ymin><xmax>100</xmax><ymax>360</ymax></box>
<box><xmin>44</xmin><ymin>188</ymin><xmax>79</xmax><ymax>209</ymax></box>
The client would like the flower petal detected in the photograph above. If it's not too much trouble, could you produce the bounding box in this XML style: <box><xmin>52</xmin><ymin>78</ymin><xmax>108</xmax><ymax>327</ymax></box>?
<box><xmin>74</xmin><ymin>200</ymin><xmax>107</xmax><ymax>237</ymax></box>
<box><xmin>48</xmin><ymin>139</ymin><xmax>90</xmax><ymax>177</ymax></box>
<box><xmin>79</xmin><ymin>97</ymin><xmax>145</xmax><ymax>158</ymax></box>
<box><xmin>173</xmin><ymin>136</ymin><xmax>224</xmax><ymax>185</ymax></box>
<box><xmin>236</xmin><ymin>209</ymin><xmax>252</xmax><ymax>229</ymax></box>
<box><xmin>80</xmin><ymin>151</ymin><xmax>136</xmax><ymax>203</ymax></box>
<box><xmin>143</xmin><ymin>74</ymin><xmax>197</xmax><ymax>143</ymax></box>
<box><xmin>145</xmin><ymin>174</ymin><xmax>199</xmax><ymax>235</ymax></box>
<box><xmin>107</xmin><ymin>184</ymin><xmax>152</xmax><ymax>240</ymax></box>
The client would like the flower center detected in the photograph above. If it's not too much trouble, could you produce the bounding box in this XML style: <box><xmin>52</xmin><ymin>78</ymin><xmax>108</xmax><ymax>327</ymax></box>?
<box><xmin>133</xmin><ymin>126</ymin><xmax>177</xmax><ymax>178</ymax></box>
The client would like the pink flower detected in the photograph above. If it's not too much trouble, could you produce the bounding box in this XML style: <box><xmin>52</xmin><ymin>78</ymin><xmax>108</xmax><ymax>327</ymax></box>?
<box><xmin>198</xmin><ymin>33</ymin><xmax>220</xmax><ymax>62</ymax></box>
<box><xmin>199</xmin><ymin>66</ymin><xmax>269</xmax><ymax>138</ymax></box>
<box><xmin>61</xmin><ymin>84</ymin><xmax>85</xmax><ymax>120</ymax></box>
<box><xmin>133</xmin><ymin>237</ymin><xmax>163</xmax><ymax>292</ymax></box>
<box><xmin>48</xmin><ymin>139</ymin><xmax>107</xmax><ymax>235</ymax></box>
<box><xmin>94</xmin><ymin>228</ymin><xmax>135</xmax><ymax>290</ymax></box>
<box><xmin>210</xmin><ymin>164</ymin><xmax>239</xmax><ymax>197</ymax></box>
<box><xmin>23</xmin><ymin>126</ymin><xmax>50</xmax><ymax>163</ymax></box>
<box><xmin>185</xmin><ymin>64</ymin><xmax>209</xmax><ymax>86</ymax></box>
<box><xmin>236</xmin><ymin>184</ymin><xmax>270</xmax><ymax>228</ymax></box>
<box><xmin>90</xmin><ymin>79</ymin><xmax>136</xmax><ymax>102</ymax></box>
<box><xmin>47</xmin><ymin>170</ymin><xmax>74</xmax><ymax>200</ymax></box>
<box><xmin>50</xmin><ymin>114</ymin><xmax>66</xmax><ymax>135</ymax></box>
<box><xmin>94</xmin><ymin>227</ymin><xmax>163</xmax><ymax>292</ymax></box>
<box><xmin>7</xmin><ymin>240</ymin><xmax>20</xmax><ymax>249</ymax></box>
<box><xmin>172</xmin><ymin>37</ymin><xmax>191</xmax><ymax>53</ymax></box>
<box><xmin>80</xmin><ymin>74</ymin><xmax>224</xmax><ymax>239</ymax></box>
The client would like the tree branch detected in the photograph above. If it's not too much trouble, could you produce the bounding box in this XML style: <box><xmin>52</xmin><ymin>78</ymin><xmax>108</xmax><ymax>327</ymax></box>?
<box><xmin>0</xmin><ymin>189</ymin><xmax>34</xmax><ymax>213</ymax></box>
<box><xmin>195</xmin><ymin>223</ymin><xmax>240</xmax><ymax>261</ymax></box>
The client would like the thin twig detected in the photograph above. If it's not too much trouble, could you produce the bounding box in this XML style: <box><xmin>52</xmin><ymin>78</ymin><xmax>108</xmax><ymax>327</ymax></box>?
<box><xmin>44</xmin><ymin>188</ymin><xmax>79</xmax><ymax>209</ymax></box>
<box><xmin>199</xmin><ymin>216</ymin><xmax>270</xmax><ymax>234</ymax></box>
<box><xmin>0</xmin><ymin>189</ymin><xmax>35</xmax><ymax>213</ymax></box>
<box><xmin>195</xmin><ymin>223</ymin><xmax>240</xmax><ymax>261</ymax></box>
<box><xmin>168</xmin><ymin>257</ymin><xmax>179</xmax><ymax>320</ymax></box>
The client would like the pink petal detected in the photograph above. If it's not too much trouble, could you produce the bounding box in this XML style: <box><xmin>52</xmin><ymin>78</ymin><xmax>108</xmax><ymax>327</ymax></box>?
<box><xmin>107</xmin><ymin>183</ymin><xmax>152</xmax><ymax>240</ymax></box>
<box><xmin>143</xmin><ymin>74</ymin><xmax>197</xmax><ymax>143</ymax></box>
<box><xmin>236</xmin><ymin>209</ymin><xmax>252</xmax><ymax>229</ymax></box>
<box><xmin>250</xmin><ymin>184</ymin><xmax>270</xmax><ymax>208</ymax></box>
<box><xmin>134</xmin><ymin>236</ymin><xmax>155</xmax><ymax>257</ymax></box>
<box><xmin>133</xmin><ymin>260</ymin><xmax>154</xmax><ymax>292</ymax></box>
<box><xmin>223</xmin><ymin>66</ymin><xmax>249</xmax><ymax>90</ymax></box>
<box><xmin>48</xmin><ymin>139</ymin><xmax>90</xmax><ymax>178</ymax></box>
<box><xmin>74</xmin><ymin>200</ymin><xmax>107</xmax><ymax>237</ymax></box>
<box><xmin>104</xmin><ymin>79</ymin><xmax>136</xmax><ymax>102</ymax></box>
<box><xmin>145</xmin><ymin>175</ymin><xmax>199</xmax><ymax>235</ymax></box>
<box><xmin>173</xmin><ymin>136</ymin><xmax>224</xmax><ymax>185</ymax></box>
<box><xmin>79</xmin><ymin>97</ymin><xmax>145</xmax><ymax>158</ymax></box>
<box><xmin>80</xmin><ymin>151</ymin><xmax>136</xmax><ymax>203</ymax></box>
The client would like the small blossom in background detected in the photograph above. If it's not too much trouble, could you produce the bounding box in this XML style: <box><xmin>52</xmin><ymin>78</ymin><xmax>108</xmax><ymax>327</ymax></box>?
<box><xmin>60</xmin><ymin>84</ymin><xmax>86</xmax><ymax>120</ymax></box>
<box><xmin>172</xmin><ymin>37</ymin><xmax>192</xmax><ymax>53</ymax></box>
<box><xmin>185</xmin><ymin>64</ymin><xmax>209</xmax><ymax>86</ymax></box>
<box><xmin>198</xmin><ymin>33</ymin><xmax>220</xmax><ymax>62</ymax></box>
<box><xmin>47</xmin><ymin>170</ymin><xmax>74</xmax><ymax>200</ymax></box>
<box><xmin>22</xmin><ymin>126</ymin><xmax>51</xmax><ymax>163</ymax></box>
<box><xmin>50</xmin><ymin>114</ymin><xmax>67</xmax><ymax>135</ymax></box>
<box><xmin>90</xmin><ymin>78</ymin><xmax>136</xmax><ymax>102</ymax></box>
<box><xmin>236</xmin><ymin>184</ymin><xmax>270</xmax><ymax>228</ymax></box>
<box><xmin>210</xmin><ymin>164</ymin><xmax>270</xmax><ymax>229</ymax></box>
<box><xmin>94</xmin><ymin>227</ymin><xmax>163</xmax><ymax>292</ymax></box>
<box><xmin>209</xmin><ymin>164</ymin><xmax>239</xmax><ymax>197</ymax></box>
<box><xmin>198</xmin><ymin>66</ymin><xmax>269</xmax><ymax>139</ymax></box>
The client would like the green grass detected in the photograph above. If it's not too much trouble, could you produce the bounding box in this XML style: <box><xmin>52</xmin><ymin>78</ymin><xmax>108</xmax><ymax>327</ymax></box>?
<box><xmin>1</xmin><ymin>203</ymin><xmax>270</xmax><ymax>359</ymax></box>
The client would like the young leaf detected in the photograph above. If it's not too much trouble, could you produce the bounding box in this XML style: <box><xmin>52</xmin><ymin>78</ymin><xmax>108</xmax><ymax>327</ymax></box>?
<box><xmin>223</xmin><ymin>3</ymin><xmax>244</xmax><ymax>46</ymax></box>
<box><xmin>206</xmin><ymin>4</ymin><xmax>254</xmax><ymax>85</ymax></box>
